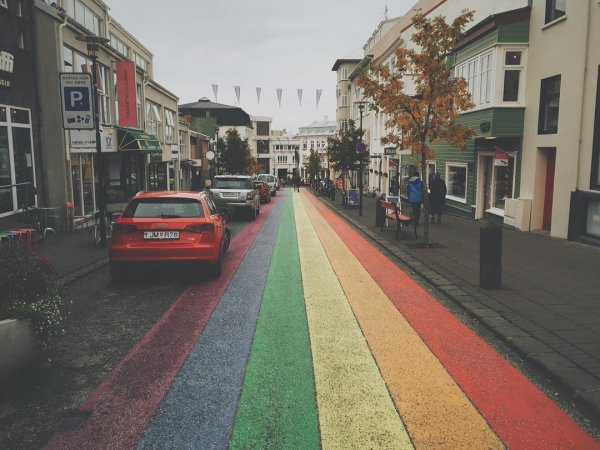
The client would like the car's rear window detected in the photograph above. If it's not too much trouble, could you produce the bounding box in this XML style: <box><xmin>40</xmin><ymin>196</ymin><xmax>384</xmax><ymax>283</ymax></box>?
<box><xmin>122</xmin><ymin>198</ymin><xmax>204</xmax><ymax>218</ymax></box>
<box><xmin>267</xmin><ymin>176</ymin><xmax>275</xmax><ymax>182</ymax></box>
<box><xmin>213</xmin><ymin>178</ymin><xmax>251</xmax><ymax>189</ymax></box>
<box><xmin>257</xmin><ymin>174</ymin><xmax>267</xmax><ymax>181</ymax></box>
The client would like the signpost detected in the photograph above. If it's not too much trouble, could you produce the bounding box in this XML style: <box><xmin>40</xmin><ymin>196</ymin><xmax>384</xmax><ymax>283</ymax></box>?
<box><xmin>59</xmin><ymin>73</ymin><xmax>94</xmax><ymax>130</ymax></box>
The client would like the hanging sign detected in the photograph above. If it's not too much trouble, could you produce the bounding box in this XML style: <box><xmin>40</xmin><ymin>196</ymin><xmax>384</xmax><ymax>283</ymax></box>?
<box><xmin>116</xmin><ymin>61</ymin><xmax>137</xmax><ymax>127</ymax></box>
<box><xmin>494</xmin><ymin>147</ymin><xmax>510</xmax><ymax>166</ymax></box>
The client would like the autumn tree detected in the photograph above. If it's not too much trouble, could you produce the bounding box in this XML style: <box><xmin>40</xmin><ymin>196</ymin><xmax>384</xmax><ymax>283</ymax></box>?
<box><xmin>305</xmin><ymin>150</ymin><xmax>322</xmax><ymax>187</ymax></box>
<box><xmin>218</xmin><ymin>128</ymin><xmax>254</xmax><ymax>175</ymax></box>
<box><xmin>358</xmin><ymin>10</ymin><xmax>475</xmax><ymax>244</ymax></box>
<box><xmin>327</xmin><ymin>120</ymin><xmax>364</xmax><ymax>183</ymax></box>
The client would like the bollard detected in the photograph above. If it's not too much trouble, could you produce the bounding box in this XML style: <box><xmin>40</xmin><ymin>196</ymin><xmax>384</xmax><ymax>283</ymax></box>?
<box><xmin>480</xmin><ymin>223</ymin><xmax>502</xmax><ymax>289</ymax></box>
<box><xmin>375</xmin><ymin>195</ymin><xmax>386</xmax><ymax>227</ymax></box>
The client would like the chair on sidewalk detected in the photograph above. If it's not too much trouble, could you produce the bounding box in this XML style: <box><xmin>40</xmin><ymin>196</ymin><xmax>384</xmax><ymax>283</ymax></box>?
<box><xmin>66</xmin><ymin>201</ymin><xmax>90</xmax><ymax>232</ymax></box>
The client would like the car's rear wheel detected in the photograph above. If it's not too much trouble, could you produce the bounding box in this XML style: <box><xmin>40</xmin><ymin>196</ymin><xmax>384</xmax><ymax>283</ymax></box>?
<box><xmin>248</xmin><ymin>205</ymin><xmax>257</xmax><ymax>221</ymax></box>
<box><xmin>210</xmin><ymin>256</ymin><xmax>222</xmax><ymax>278</ymax></box>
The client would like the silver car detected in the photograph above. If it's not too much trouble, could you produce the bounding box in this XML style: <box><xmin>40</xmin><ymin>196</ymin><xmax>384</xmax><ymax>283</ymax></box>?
<box><xmin>257</xmin><ymin>174</ymin><xmax>278</xmax><ymax>196</ymax></box>
<box><xmin>210</xmin><ymin>175</ymin><xmax>260</xmax><ymax>220</ymax></box>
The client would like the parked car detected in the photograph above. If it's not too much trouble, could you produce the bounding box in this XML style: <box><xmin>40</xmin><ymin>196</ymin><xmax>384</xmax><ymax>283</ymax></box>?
<box><xmin>254</xmin><ymin>181</ymin><xmax>271</xmax><ymax>203</ymax></box>
<box><xmin>210</xmin><ymin>175</ymin><xmax>260</xmax><ymax>220</ymax></box>
<box><xmin>257</xmin><ymin>174</ymin><xmax>278</xmax><ymax>196</ymax></box>
<box><xmin>108</xmin><ymin>191</ymin><xmax>230</xmax><ymax>280</ymax></box>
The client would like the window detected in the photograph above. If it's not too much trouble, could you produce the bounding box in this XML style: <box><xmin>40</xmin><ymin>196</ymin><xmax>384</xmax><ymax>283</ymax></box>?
<box><xmin>492</xmin><ymin>157</ymin><xmax>514</xmax><ymax>209</ymax></box>
<box><xmin>446</xmin><ymin>164</ymin><xmax>467</xmax><ymax>203</ymax></box>
<box><xmin>455</xmin><ymin>50</ymin><xmax>494</xmax><ymax>108</ymax></box>
<box><xmin>503</xmin><ymin>50</ymin><xmax>524</xmax><ymax>102</ymax></box>
<box><xmin>63</xmin><ymin>46</ymin><xmax>74</xmax><ymax>72</ymax></box>
<box><xmin>545</xmin><ymin>0</ymin><xmax>566</xmax><ymax>24</ymax></box>
<box><xmin>98</xmin><ymin>64</ymin><xmax>111</xmax><ymax>124</ymax></box>
<box><xmin>18</xmin><ymin>30</ymin><xmax>25</xmax><ymax>49</ymax></box>
<box><xmin>109</xmin><ymin>34</ymin><xmax>130</xmax><ymax>58</ymax></box>
<box><xmin>341</xmin><ymin>94</ymin><xmax>348</xmax><ymax>107</ymax></box>
<box><xmin>0</xmin><ymin>106</ymin><xmax>36</xmax><ymax>217</ymax></box>
<box><xmin>256</xmin><ymin>121</ymin><xmax>269</xmax><ymax>136</ymax></box>
<box><xmin>146</xmin><ymin>101</ymin><xmax>162</xmax><ymax>140</ymax></box>
<box><xmin>178</xmin><ymin>130</ymin><xmax>187</xmax><ymax>158</ymax></box>
<box><xmin>277</xmin><ymin>156</ymin><xmax>288</xmax><ymax>164</ymax></box>
<box><xmin>64</xmin><ymin>0</ymin><xmax>103</xmax><ymax>36</ymax></box>
<box><xmin>538</xmin><ymin>75</ymin><xmax>561</xmax><ymax>134</ymax></box>
<box><xmin>165</xmin><ymin>109</ymin><xmax>175</xmax><ymax>143</ymax></box>
<box><xmin>134</xmin><ymin>53</ymin><xmax>149</xmax><ymax>73</ymax></box>
<box><xmin>17</xmin><ymin>1</ymin><xmax>23</xmax><ymax>17</ymax></box>
<box><xmin>257</xmin><ymin>140</ymin><xmax>269</xmax><ymax>154</ymax></box>
<box><xmin>340</xmin><ymin>66</ymin><xmax>349</xmax><ymax>80</ymax></box>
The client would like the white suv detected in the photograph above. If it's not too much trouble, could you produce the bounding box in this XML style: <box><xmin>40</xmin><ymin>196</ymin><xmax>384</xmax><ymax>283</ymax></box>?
<box><xmin>210</xmin><ymin>175</ymin><xmax>260</xmax><ymax>220</ymax></box>
<box><xmin>257</xmin><ymin>174</ymin><xmax>278</xmax><ymax>196</ymax></box>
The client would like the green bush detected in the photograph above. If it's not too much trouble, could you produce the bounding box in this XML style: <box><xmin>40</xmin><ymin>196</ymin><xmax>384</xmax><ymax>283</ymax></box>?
<box><xmin>0</xmin><ymin>245</ymin><xmax>66</xmax><ymax>350</ymax></box>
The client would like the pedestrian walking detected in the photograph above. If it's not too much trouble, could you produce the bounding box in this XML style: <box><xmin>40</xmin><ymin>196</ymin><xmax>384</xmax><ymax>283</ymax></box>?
<box><xmin>293</xmin><ymin>175</ymin><xmax>301</xmax><ymax>192</ymax></box>
<box><xmin>429</xmin><ymin>172</ymin><xmax>447</xmax><ymax>224</ymax></box>
<box><xmin>390</xmin><ymin>175</ymin><xmax>400</xmax><ymax>196</ymax></box>
<box><xmin>407</xmin><ymin>172</ymin><xmax>424</xmax><ymax>234</ymax></box>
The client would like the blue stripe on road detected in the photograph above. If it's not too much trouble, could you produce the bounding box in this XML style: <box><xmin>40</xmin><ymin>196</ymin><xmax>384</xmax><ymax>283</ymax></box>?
<box><xmin>138</xmin><ymin>197</ymin><xmax>285</xmax><ymax>450</ymax></box>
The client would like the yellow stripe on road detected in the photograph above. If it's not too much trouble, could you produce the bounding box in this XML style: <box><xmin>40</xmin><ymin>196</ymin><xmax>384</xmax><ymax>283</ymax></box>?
<box><xmin>293</xmin><ymin>194</ymin><xmax>413</xmax><ymax>450</ymax></box>
<box><xmin>301</xmin><ymin>193</ymin><xmax>504</xmax><ymax>449</ymax></box>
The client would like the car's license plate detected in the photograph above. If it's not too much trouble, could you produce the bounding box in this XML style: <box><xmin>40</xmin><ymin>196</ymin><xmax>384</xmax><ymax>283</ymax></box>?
<box><xmin>143</xmin><ymin>231</ymin><xmax>179</xmax><ymax>239</ymax></box>
<box><xmin>221</xmin><ymin>192</ymin><xmax>238</xmax><ymax>197</ymax></box>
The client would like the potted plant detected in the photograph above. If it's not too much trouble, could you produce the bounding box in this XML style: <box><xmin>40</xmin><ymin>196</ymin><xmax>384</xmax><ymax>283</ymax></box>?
<box><xmin>0</xmin><ymin>244</ymin><xmax>65</xmax><ymax>380</ymax></box>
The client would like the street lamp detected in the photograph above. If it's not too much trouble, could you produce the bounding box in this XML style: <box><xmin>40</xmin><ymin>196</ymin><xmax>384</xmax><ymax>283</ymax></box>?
<box><xmin>76</xmin><ymin>34</ymin><xmax>109</xmax><ymax>247</ymax></box>
<box><xmin>356</xmin><ymin>100</ymin><xmax>369</xmax><ymax>216</ymax></box>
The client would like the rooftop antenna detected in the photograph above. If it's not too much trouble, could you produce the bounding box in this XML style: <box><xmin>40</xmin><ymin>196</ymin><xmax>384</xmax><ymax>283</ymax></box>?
<box><xmin>384</xmin><ymin>5</ymin><xmax>388</xmax><ymax>20</ymax></box>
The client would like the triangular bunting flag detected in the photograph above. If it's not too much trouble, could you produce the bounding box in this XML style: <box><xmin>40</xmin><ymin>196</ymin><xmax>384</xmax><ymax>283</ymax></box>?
<box><xmin>212</xmin><ymin>84</ymin><xmax>219</xmax><ymax>102</ymax></box>
<box><xmin>297</xmin><ymin>89</ymin><xmax>303</xmax><ymax>107</ymax></box>
<box><xmin>256</xmin><ymin>87</ymin><xmax>261</xmax><ymax>104</ymax></box>
<box><xmin>276</xmin><ymin>88</ymin><xmax>283</xmax><ymax>107</ymax></box>
<box><xmin>316</xmin><ymin>89</ymin><xmax>323</xmax><ymax>109</ymax></box>
<box><xmin>355</xmin><ymin>87</ymin><xmax>361</xmax><ymax>101</ymax></box>
<box><xmin>234</xmin><ymin>86</ymin><xmax>241</xmax><ymax>105</ymax></box>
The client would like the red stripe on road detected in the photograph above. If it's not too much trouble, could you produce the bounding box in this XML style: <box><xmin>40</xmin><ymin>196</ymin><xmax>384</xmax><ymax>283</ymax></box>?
<box><xmin>306</xmin><ymin>193</ymin><xmax>598</xmax><ymax>449</ymax></box>
<box><xmin>45</xmin><ymin>198</ymin><xmax>279</xmax><ymax>450</ymax></box>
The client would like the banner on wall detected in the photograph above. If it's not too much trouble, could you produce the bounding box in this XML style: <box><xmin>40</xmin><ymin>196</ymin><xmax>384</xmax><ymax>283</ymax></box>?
<box><xmin>116</xmin><ymin>61</ymin><xmax>137</xmax><ymax>127</ymax></box>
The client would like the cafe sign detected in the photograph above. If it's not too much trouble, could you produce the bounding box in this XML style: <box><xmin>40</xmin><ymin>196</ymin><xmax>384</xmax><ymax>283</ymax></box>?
<box><xmin>0</xmin><ymin>50</ymin><xmax>15</xmax><ymax>88</ymax></box>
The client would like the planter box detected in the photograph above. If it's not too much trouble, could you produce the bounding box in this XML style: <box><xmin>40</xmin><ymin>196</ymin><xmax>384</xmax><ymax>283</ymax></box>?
<box><xmin>0</xmin><ymin>319</ymin><xmax>38</xmax><ymax>381</ymax></box>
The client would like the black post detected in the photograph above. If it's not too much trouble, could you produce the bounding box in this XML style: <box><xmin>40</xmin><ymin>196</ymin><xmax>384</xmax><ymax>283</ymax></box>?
<box><xmin>480</xmin><ymin>223</ymin><xmax>502</xmax><ymax>289</ymax></box>
<box><xmin>89</xmin><ymin>41</ymin><xmax>107</xmax><ymax>248</ymax></box>
<box><xmin>358</xmin><ymin>103</ymin><xmax>364</xmax><ymax>217</ymax></box>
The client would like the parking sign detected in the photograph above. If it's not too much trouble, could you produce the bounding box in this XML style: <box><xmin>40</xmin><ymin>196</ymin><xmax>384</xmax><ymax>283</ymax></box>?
<box><xmin>60</xmin><ymin>73</ymin><xmax>95</xmax><ymax>130</ymax></box>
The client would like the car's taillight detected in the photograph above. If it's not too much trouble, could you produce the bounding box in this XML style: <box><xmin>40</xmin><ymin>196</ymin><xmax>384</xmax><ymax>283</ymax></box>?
<box><xmin>112</xmin><ymin>224</ymin><xmax>137</xmax><ymax>234</ymax></box>
<box><xmin>184</xmin><ymin>223</ymin><xmax>214</xmax><ymax>233</ymax></box>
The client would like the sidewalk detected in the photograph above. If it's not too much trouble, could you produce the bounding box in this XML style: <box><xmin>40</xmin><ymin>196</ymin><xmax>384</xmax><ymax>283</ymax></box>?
<box><xmin>317</xmin><ymin>190</ymin><xmax>600</xmax><ymax>420</ymax></box>
<box><xmin>35</xmin><ymin>227</ymin><xmax>108</xmax><ymax>284</ymax></box>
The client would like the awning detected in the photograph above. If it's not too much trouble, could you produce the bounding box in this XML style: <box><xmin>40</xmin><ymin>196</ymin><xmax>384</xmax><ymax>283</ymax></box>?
<box><xmin>116</xmin><ymin>127</ymin><xmax>162</xmax><ymax>154</ymax></box>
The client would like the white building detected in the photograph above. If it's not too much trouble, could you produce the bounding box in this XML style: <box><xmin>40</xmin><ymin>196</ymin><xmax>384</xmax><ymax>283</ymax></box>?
<box><xmin>271</xmin><ymin>131</ymin><xmax>300</xmax><ymax>181</ymax></box>
<box><xmin>297</xmin><ymin>118</ymin><xmax>337</xmax><ymax>181</ymax></box>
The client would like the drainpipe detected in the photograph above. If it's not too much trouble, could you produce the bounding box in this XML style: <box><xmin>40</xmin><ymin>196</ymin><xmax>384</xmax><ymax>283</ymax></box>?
<box><xmin>574</xmin><ymin>0</ymin><xmax>592</xmax><ymax>192</ymax></box>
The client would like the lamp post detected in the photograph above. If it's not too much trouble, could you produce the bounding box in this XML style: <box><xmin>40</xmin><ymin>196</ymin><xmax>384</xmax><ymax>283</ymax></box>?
<box><xmin>76</xmin><ymin>34</ymin><xmax>109</xmax><ymax>247</ymax></box>
<box><xmin>356</xmin><ymin>101</ymin><xmax>369</xmax><ymax>216</ymax></box>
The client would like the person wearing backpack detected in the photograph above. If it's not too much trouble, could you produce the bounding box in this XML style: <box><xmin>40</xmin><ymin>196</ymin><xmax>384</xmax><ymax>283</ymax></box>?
<box><xmin>407</xmin><ymin>171</ymin><xmax>424</xmax><ymax>228</ymax></box>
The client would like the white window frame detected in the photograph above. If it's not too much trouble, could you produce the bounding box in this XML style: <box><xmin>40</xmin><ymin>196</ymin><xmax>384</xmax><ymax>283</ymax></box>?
<box><xmin>165</xmin><ymin>109</ymin><xmax>176</xmax><ymax>143</ymax></box>
<box><xmin>340</xmin><ymin>66</ymin><xmax>349</xmax><ymax>80</ymax></box>
<box><xmin>178</xmin><ymin>130</ymin><xmax>187</xmax><ymax>159</ymax></box>
<box><xmin>341</xmin><ymin>94</ymin><xmax>348</xmax><ymax>107</ymax></box>
<box><xmin>501</xmin><ymin>48</ymin><xmax>526</xmax><ymax>104</ymax></box>
<box><xmin>145</xmin><ymin>101</ymin><xmax>162</xmax><ymax>140</ymax></box>
<box><xmin>445</xmin><ymin>163</ymin><xmax>468</xmax><ymax>203</ymax></box>
<box><xmin>455</xmin><ymin>49</ymin><xmax>495</xmax><ymax>111</ymax></box>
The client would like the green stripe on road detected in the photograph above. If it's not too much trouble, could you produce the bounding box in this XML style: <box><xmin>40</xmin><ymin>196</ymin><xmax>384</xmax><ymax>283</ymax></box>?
<box><xmin>230</xmin><ymin>192</ymin><xmax>320</xmax><ymax>449</ymax></box>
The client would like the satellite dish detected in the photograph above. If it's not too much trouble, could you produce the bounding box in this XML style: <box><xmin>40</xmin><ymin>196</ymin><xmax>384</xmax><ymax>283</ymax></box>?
<box><xmin>205</xmin><ymin>150</ymin><xmax>215</xmax><ymax>161</ymax></box>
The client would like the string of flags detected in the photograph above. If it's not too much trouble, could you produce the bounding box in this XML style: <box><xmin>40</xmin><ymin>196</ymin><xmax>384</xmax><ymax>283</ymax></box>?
<box><xmin>210</xmin><ymin>85</ymin><xmax>326</xmax><ymax>109</ymax></box>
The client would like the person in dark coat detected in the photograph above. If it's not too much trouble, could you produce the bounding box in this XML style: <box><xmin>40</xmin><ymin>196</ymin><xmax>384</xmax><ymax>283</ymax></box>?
<box><xmin>293</xmin><ymin>175</ymin><xmax>301</xmax><ymax>192</ymax></box>
<box><xmin>429</xmin><ymin>172</ymin><xmax>447</xmax><ymax>224</ymax></box>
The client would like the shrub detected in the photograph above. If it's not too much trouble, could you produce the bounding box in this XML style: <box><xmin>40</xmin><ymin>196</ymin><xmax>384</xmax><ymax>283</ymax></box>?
<box><xmin>0</xmin><ymin>245</ymin><xmax>66</xmax><ymax>350</ymax></box>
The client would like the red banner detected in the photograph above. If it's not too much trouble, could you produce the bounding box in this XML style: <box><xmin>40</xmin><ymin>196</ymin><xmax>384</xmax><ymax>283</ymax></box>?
<box><xmin>116</xmin><ymin>61</ymin><xmax>137</xmax><ymax>127</ymax></box>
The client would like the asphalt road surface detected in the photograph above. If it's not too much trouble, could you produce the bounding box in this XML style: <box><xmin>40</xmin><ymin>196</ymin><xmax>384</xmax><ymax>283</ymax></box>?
<box><xmin>1</xmin><ymin>189</ymin><xmax>599</xmax><ymax>449</ymax></box>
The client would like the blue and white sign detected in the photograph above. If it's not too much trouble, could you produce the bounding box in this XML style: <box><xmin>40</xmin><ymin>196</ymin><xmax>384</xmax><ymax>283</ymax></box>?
<box><xmin>60</xmin><ymin>73</ymin><xmax>94</xmax><ymax>130</ymax></box>
<box><xmin>347</xmin><ymin>188</ymin><xmax>360</xmax><ymax>206</ymax></box>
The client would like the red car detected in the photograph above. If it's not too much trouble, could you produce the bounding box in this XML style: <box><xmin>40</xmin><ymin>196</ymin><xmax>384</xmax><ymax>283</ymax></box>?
<box><xmin>254</xmin><ymin>181</ymin><xmax>271</xmax><ymax>204</ymax></box>
<box><xmin>108</xmin><ymin>191</ymin><xmax>229</xmax><ymax>280</ymax></box>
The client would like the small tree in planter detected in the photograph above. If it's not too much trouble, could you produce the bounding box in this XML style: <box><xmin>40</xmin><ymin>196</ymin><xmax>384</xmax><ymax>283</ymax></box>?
<box><xmin>0</xmin><ymin>245</ymin><xmax>66</xmax><ymax>351</ymax></box>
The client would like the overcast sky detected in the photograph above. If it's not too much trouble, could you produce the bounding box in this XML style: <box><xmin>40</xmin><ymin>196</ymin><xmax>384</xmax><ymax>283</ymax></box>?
<box><xmin>105</xmin><ymin>0</ymin><xmax>415</xmax><ymax>134</ymax></box>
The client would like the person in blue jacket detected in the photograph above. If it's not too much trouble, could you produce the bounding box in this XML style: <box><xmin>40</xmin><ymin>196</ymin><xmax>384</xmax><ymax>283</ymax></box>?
<box><xmin>407</xmin><ymin>171</ymin><xmax>424</xmax><ymax>227</ymax></box>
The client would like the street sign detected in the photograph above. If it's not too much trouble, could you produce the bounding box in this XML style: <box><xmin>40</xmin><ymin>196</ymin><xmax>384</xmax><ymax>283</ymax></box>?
<box><xmin>60</xmin><ymin>73</ymin><xmax>94</xmax><ymax>130</ymax></box>
<box><xmin>356</xmin><ymin>142</ymin><xmax>367</xmax><ymax>154</ymax></box>
<box><xmin>347</xmin><ymin>188</ymin><xmax>360</xmax><ymax>206</ymax></box>
<box><xmin>384</xmin><ymin>147</ymin><xmax>397</xmax><ymax>156</ymax></box>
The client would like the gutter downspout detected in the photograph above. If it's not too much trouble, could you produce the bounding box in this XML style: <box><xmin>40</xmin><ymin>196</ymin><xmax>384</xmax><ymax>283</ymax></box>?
<box><xmin>574</xmin><ymin>0</ymin><xmax>592</xmax><ymax>192</ymax></box>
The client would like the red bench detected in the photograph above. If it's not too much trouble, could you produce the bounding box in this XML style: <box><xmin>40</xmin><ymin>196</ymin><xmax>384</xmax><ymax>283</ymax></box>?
<box><xmin>379</xmin><ymin>200</ymin><xmax>412</xmax><ymax>239</ymax></box>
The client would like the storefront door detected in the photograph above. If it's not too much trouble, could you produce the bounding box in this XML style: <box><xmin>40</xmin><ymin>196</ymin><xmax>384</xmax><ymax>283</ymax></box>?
<box><xmin>543</xmin><ymin>150</ymin><xmax>556</xmax><ymax>230</ymax></box>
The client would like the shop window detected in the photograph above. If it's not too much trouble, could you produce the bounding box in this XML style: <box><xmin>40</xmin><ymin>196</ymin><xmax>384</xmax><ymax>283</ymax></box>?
<box><xmin>446</xmin><ymin>164</ymin><xmax>467</xmax><ymax>203</ymax></box>
<box><xmin>538</xmin><ymin>75</ymin><xmax>561</xmax><ymax>134</ymax></box>
<box><xmin>399</xmin><ymin>163</ymin><xmax>418</xmax><ymax>198</ymax></box>
<box><xmin>492</xmin><ymin>158</ymin><xmax>514</xmax><ymax>209</ymax></box>
<box><xmin>545</xmin><ymin>0</ymin><xmax>566</xmax><ymax>24</ymax></box>
<box><xmin>586</xmin><ymin>200</ymin><xmax>600</xmax><ymax>239</ymax></box>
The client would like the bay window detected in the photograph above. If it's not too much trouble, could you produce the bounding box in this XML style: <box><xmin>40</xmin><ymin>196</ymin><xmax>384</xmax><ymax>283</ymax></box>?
<box><xmin>454</xmin><ymin>50</ymin><xmax>494</xmax><ymax>109</ymax></box>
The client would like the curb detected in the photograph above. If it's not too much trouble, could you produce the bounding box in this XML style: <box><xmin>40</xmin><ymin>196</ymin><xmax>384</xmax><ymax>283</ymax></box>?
<box><xmin>57</xmin><ymin>257</ymin><xmax>109</xmax><ymax>286</ymax></box>
<box><xmin>319</xmin><ymin>196</ymin><xmax>600</xmax><ymax>424</ymax></box>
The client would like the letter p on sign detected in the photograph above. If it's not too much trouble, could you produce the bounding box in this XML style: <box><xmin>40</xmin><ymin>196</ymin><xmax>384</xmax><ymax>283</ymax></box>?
<box><xmin>64</xmin><ymin>87</ymin><xmax>90</xmax><ymax>111</ymax></box>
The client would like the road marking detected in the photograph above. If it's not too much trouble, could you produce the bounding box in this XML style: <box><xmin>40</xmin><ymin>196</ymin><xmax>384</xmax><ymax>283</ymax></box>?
<box><xmin>305</xmin><ymin>192</ymin><xmax>600</xmax><ymax>449</ymax></box>
<box><xmin>231</xmin><ymin>192</ymin><xmax>319</xmax><ymax>449</ymax></box>
<box><xmin>294</xmin><ymin>193</ymin><xmax>413</xmax><ymax>450</ymax></box>
<box><xmin>301</xmin><ymin>192</ymin><xmax>504</xmax><ymax>449</ymax></box>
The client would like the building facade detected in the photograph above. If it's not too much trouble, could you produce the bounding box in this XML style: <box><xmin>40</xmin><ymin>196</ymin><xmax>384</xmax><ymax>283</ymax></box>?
<box><xmin>270</xmin><ymin>130</ymin><xmax>300</xmax><ymax>181</ymax></box>
<box><xmin>250</xmin><ymin>115</ymin><xmax>272</xmax><ymax>174</ymax></box>
<box><xmin>297</xmin><ymin>118</ymin><xmax>337</xmax><ymax>181</ymax></box>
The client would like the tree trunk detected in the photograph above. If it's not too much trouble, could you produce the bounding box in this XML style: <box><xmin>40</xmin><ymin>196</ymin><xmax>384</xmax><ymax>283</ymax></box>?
<box><xmin>421</xmin><ymin>153</ymin><xmax>430</xmax><ymax>244</ymax></box>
